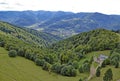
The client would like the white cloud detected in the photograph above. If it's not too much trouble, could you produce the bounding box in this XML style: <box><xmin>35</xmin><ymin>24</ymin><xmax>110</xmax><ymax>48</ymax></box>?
<box><xmin>0</xmin><ymin>0</ymin><xmax>120</xmax><ymax>14</ymax></box>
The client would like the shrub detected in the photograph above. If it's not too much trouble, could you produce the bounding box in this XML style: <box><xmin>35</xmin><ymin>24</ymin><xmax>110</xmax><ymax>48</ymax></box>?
<box><xmin>35</xmin><ymin>58</ymin><xmax>45</xmax><ymax>66</ymax></box>
<box><xmin>60</xmin><ymin>65</ymin><xmax>77</xmax><ymax>76</ymax></box>
<box><xmin>96</xmin><ymin>67</ymin><xmax>101</xmax><ymax>77</ymax></box>
<box><xmin>103</xmin><ymin>68</ymin><xmax>113</xmax><ymax>81</ymax></box>
<box><xmin>8</xmin><ymin>50</ymin><xmax>17</xmax><ymax>57</ymax></box>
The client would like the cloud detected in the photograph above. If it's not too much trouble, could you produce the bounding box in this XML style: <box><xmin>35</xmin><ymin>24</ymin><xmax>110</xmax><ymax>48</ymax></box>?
<box><xmin>0</xmin><ymin>0</ymin><xmax>120</xmax><ymax>14</ymax></box>
<box><xmin>0</xmin><ymin>2</ymin><xmax>8</xmax><ymax>5</ymax></box>
<box><xmin>15</xmin><ymin>3</ymin><xmax>23</xmax><ymax>6</ymax></box>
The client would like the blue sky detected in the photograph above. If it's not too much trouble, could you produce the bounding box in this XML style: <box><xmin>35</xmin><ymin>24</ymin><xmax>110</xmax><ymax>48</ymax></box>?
<box><xmin>0</xmin><ymin>0</ymin><xmax>120</xmax><ymax>14</ymax></box>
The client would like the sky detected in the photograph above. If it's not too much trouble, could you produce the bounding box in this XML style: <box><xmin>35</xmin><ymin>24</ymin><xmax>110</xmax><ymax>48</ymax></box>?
<box><xmin>0</xmin><ymin>0</ymin><xmax>120</xmax><ymax>15</ymax></box>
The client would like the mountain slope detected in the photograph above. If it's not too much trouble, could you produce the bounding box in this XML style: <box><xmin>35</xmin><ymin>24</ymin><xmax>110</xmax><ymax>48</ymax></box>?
<box><xmin>0</xmin><ymin>11</ymin><xmax>73</xmax><ymax>27</ymax></box>
<box><xmin>0</xmin><ymin>11</ymin><xmax>120</xmax><ymax>38</ymax></box>
<box><xmin>0</xmin><ymin>21</ymin><xmax>60</xmax><ymax>47</ymax></box>
<box><xmin>51</xmin><ymin>29</ymin><xmax>120</xmax><ymax>54</ymax></box>
<box><xmin>36</xmin><ymin>12</ymin><xmax>120</xmax><ymax>38</ymax></box>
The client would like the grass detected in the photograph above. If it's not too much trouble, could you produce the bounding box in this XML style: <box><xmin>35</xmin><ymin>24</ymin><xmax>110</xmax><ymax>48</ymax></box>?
<box><xmin>0</xmin><ymin>48</ymin><xmax>120</xmax><ymax>81</ymax></box>
<box><xmin>89</xmin><ymin>66</ymin><xmax>120</xmax><ymax>81</ymax></box>
<box><xmin>0</xmin><ymin>47</ymin><xmax>84</xmax><ymax>81</ymax></box>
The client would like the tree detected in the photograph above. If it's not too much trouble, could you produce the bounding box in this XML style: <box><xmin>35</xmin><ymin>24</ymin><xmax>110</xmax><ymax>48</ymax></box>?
<box><xmin>82</xmin><ymin>62</ymin><xmax>90</xmax><ymax>72</ymax></box>
<box><xmin>51</xmin><ymin>63</ymin><xmax>61</xmax><ymax>73</ymax></box>
<box><xmin>42</xmin><ymin>62</ymin><xmax>51</xmax><ymax>71</ymax></box>
<box><xmin>101</xmin><ymin>60</ymin><xmax>106</xmax><ymax>67</ymax></box>
<box><xmin>96</xmin><ymin>67</ymin><xmax>101</xmax><ymax>77</ymax></box>
<box><xmin>79</xmin><ymin>78</ymin><xmax>82</xmax><ymax>81</ymax></box>
<box><xmin>79</xmin><ymin>66</ymin><xmax>84</xmax><ymax>73</ymax></box>
<box><xmin>35</xmin><ymin>58</ymin><xmax>45</xmax><ymax>66</ymax></box>
<box><xmin>103</xmin><ymin>68</ymin><xmax>113</xmax><ymax>81</ymax></box>
<box><xmin>8</xmin><ymin>50</ymin><xmax>17</xmax><ymax>57</ymax></box>
<box><xmin>60</xmin><ymin>65</ymin><xmax>77</xmax><ymax>76</ymax></box>
<box><xmin>72</xmin><ymin>61</ymin><xmax>79</xmax><ymax>69</ymax></box>
<box><xmin>0</xmin><ymin>40</ymin><xmax>5</xmax><ymax>47</ymax></box>
<box><xmin>89</xmin><ymin>56</ymin><xmax>93</xmax><ymax>64</ymax></box>
<box><xmin>115</xmin><ymin>61</ymin><xmax>119</xmax><ymax>68</ymax></box>
<box><xmin>17</xmin><ymin>48</ymin><xmax>25</xmax><ymax>57</ymax></box>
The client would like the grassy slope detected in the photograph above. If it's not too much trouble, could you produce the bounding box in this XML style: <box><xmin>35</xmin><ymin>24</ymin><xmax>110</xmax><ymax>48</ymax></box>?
<box><xmin>0</xmin><ymin>47</ymin><xmax>82</xmax><ymax>81</ymax></box>
<box><xmin>0</xmin><ymin>47</ymin><xmax>120</xmax><ymax>81</ymax></box>
<box><xmin>88</xmin><ymin>51</ymin><xmax>120</xmax><ymax>81</ymax></box>
<box><xmin>90</xmin><ymin>66</ymin><xmax>120</xmax><ymax>81</ymax></box>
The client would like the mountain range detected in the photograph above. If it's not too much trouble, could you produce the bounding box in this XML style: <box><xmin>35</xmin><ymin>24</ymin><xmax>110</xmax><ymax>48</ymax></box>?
<box><xmin>0</xmin><ymin>11</ymin><xmax>120</xmax><ymax>38</ymax></box>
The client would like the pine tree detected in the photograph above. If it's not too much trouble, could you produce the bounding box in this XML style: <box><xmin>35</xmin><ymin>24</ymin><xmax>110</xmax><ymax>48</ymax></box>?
<box><xmin>103</xmin><ymin>68</ymin><xmax>113</xmax><ymax>81</ymax></box>
<box><xmin>96</xmin><ymin>67</ymin><xmax>101</xmax><ymax>77</ymax></box>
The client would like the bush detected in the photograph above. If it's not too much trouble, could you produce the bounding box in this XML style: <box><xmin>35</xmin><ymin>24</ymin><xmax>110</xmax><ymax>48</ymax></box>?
<box><xmin>115</xmin><ymin>61</ymin><xmax>119</xmax><ymax>68</ymax></box>
<box><xmin>60</xmin><ymin>65</ymin><xmax>77</xmax><ymax>76</ymax></box>
<box><xmin>103</xmin><ymin>68</ymin><xmax>113</xmax><ymax>81</ymax></box>
<box><xmin>35</xmin><ymin>58</ymin><xmax>45</xmax><ymax>66</ymax></box>
<box><xmin>42</xmin><ymin>62</ymin><xmax>51</xmax><ymax>71</ymax></box>
<box><xmin>79</xmin><ymin>66</ymin><xmax>84</xmax><ymax>73</ymax></box>
<box><xmin>51</xmin><ymin>63</ymin><xmax>61</xmax><ymax>73</ymax></box>
<box><xmin>72</xmin><ymin>61</ymin><xmax>79</xmax><ymax>69</ymax></box>
<box><xmin>96</xmin><ymin>67</ymin><xmax>101</xmax><ymax>77</ymax></box>
<box><xmin>8</xmin><ymin>50</ymin><xmax>17</xmax><ymax>57</ymax></box>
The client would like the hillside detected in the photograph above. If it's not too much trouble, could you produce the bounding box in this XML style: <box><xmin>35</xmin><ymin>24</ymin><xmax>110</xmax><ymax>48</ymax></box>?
<box><xmin>51</xmin><ymin>29</ymin><xmax>120</xmax><ymax>53</ymax></box>
<box><xmin>0</xmin><ymin>11</ymin><xmax>120</xmax><ymax>38</ymax></box>
<box><xmin>0</xmin><ymin>25</ymin><xmax>120</xmax><ymax>80</ymax></box>
<box><xmin>0</xmin><ymin>21</ymin><xmax>60</xmax><ymax>47</ymax></box>
<box><xmin>0</xmin><ymin>48</ymin><xmax>120</xmax><ymax>81</ymax></box>
<box><xmin>36</xmin><ymin>12</ymin><xmax>120</xmax><ymax>38</ymax></box>
<box><xmin>0</xmin><ymin>11</ymin><xmax>73</xmax><ymax>27</ymax></box>
<box><xmin>0</xmin><ymin>47</ymin><xmax>81</xmax><ymax>81</ymax></box>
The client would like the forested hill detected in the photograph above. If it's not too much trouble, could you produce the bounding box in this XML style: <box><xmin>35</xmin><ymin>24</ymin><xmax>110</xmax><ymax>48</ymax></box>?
<box><xmin>0</xmin><ymin>21</ymin><xmax>61</xmax><ymax>47</ymax></box>
<box><xmin>51</xmin><ymin>29</ymin><xmax>120</xmax><ymax>54</ymax></box>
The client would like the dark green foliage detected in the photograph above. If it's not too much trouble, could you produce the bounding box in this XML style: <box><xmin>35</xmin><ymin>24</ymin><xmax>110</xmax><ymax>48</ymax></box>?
<box><xmin>44</xmin><ymin>54</ymin><xmax>57</xmax><ymax>64</ymax></box>
<box><xmin>96</xmin><ymin>67</ymin><xmax>101</xmax><ymax>77</ymax></box>
<box><xmin>89</xmin><ymin>56</ymin><xmax>94</xmax><ymax>64</ymax></box>
<box><xmin>103</xmin><ymin>68</ymin><xmax>113</xmax><ymax>81</ymax></box>
<box><xmin>104</xmin><ymin>59</ymin><xmax>110</xmax><ymax>65</ymax></box>
<box><xmin>42</xmin><ymin>62</ymin><xmax>51</xmax><ymax>71</ymax></box>
<box><xmin>35</xmin><ymin>58</ymin><xmax>45</xmax><ymax>66</ymax></box>
<box><xmin>79</xmin><ymin>61</ymin><xmax>90</xmax><ymax>73</ymax></box>
<box><xmin>17</xmin><ymin>48</ymin><xmax>26</xmax><ymax>57</ymax></box>
<box><xmin>101</xmin><ymin>60</ymin><xmax>106</xmax><ymax>67</ymax></box>
<box><xmin>72</xmin><ymin>61</ymin><xmax>79</xmax><ymax>69</ymax></box>
<box><xmin>60</xmin><ymin>65</ymin><xmax>77</xmax><ymax>76</ymax></box>
<box><xmin>0</xmin><ymin>38</ymin><xmax>5</xmax><ymax>47</ymax></box>
<box><xmin>8</xmin><ymin>50</ymin><xmax>17</xmax><ymax>57</ymax></box>
<box><xmin>115</xmin><ymin>61</ymin><xmax>119</xmax><ymax>68</ymax></box>
<box><xmin>79</xmin><ymin>66</ymin><xmax>84</xmax><ymax>73</ymax></box>
<box><xmin>82</xmin><ymin>62</ymin><xmax>90</xmax><ymax>72</ymax></box>
<box><xmin>79</xmin><ymin>78</ymin><xmax>82</xmax><ymax>81</ymax></box>
<box><xmin>51</xmin><ymin>63</ymin><xmax>61</xmax><ymax>73</ymax></box>
<box><xmin>51</xmin><ymin>29</ymin><xmax>119</xmax><ymax>62</ymax></box>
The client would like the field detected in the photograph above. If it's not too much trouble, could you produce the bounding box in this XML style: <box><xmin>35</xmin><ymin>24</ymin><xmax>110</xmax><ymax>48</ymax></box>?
<box><xmin>0</xmin><ymin>47</ymin><xmax>120</xmax><ymax>81</ymax></box>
